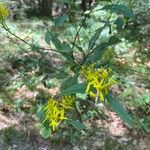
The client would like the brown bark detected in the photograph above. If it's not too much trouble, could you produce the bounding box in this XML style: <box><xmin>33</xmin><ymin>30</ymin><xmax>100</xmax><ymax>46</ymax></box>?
<box><xmin>41</xmin><ymin>0</ymin><xmax>54</xmax><ymax>16</ymax></box>
<box><xmin>81</xmin><ymin>0</ymin><xmax>93</xmax><ymax>11</ymax></box>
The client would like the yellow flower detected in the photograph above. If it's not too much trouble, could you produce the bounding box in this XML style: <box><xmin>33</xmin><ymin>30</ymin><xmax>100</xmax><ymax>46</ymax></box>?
<box><xmin>0</xmin><ymin>3</ymin><xmax>9</xmax><ymax>21</ymax></box>
<box><xmin>61</xmin><ymin>95</ymin><xmax>75</xmax><ymax>109</ymax></box>
<box><xmin>43</xmin><ymin>98</ymin><xmax>67</xmax><ymax>131</ymax></box>
<box><xmin>81</xmin><ymin>64</ymin><xmax>116</xmax><ymax>101</ymax></box>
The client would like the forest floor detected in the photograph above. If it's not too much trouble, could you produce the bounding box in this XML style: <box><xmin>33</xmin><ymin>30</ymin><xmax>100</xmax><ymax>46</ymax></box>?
<box><xmin>0</xmin><ymin>19</ymin><xmax>150</xmax><ymax>150</ymax></box>
<box><xmin>0</xmin><ymin>104</ymin><xmax>150</xmax><ymax>150</ymax></box>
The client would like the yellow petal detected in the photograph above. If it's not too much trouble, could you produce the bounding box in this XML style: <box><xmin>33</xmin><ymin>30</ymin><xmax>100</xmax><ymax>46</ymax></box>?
<box><xmin>89</xmin><ymin>91</ymin><xmax>96</xmax><ymax>98</ymax></box>
<box><xmin>86</xmin><ymin>82</ymin><xmax>91</xmax><ymax>94</ymax></box>
<box><xmin>99</xmin><ymin>91</ymin><xmax>104</xmax><ymax>101</ymax></box>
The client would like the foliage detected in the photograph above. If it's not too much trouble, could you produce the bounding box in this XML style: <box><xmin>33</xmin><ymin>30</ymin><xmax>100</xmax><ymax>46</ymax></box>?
<box><xmin>1</xmin><ymin>0</ymin><xmax>149</xmax><ymax>143</ymax></box>
<box><xmin>2</xmin><ymin>126</ymin><xmax>25</xmax><ymax>145</ymax></box>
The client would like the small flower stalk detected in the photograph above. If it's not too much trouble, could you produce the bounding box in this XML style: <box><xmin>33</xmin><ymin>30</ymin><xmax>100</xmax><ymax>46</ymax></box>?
<box><xmin>81</xmin><ymin>64</ymin><xmax>116</xmax><ymax>102</ymax></box>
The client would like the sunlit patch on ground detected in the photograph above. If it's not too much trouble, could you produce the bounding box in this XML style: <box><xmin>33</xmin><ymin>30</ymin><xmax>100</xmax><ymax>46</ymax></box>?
<box><xmin>0</xmin><ymin>113</ymin><xmax>19</xmax><ymax>130</ymax></box>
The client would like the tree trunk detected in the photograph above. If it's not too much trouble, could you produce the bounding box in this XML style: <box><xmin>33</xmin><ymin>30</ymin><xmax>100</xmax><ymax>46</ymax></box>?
<box><xmin>81</xmin><ymin>0</ymin><xmax>93</xmax><ymax>11</ymax></box>
<box><xmin>41</xmin><ymin>0</ymin><xmax>54</xmax><ymax>16</ymax></box>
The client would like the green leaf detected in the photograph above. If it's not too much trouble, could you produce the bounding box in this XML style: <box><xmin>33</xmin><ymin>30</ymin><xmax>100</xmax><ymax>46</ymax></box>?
<box><xmin>69</xmin><ymin>120</ymin><xmax>86</xmax><ymax>130</ymax></box>
<box><xmin>55</xmin><ymin>15</ymin><xmax>68</xmax><ymax>27</ymax></box>
<box><xmin>86</xmin><ymin>36</ymin><xmax>121</xmax><ymax>63</ymax></box>
<box><xmin>61</xmin><ymin>52</ymin><xmax>73</xmax><ymax>62</ymax></box>
<box><xmin>45</xmin><ymin>31</ymin><xmax>51</xmax><ymax>45</ymax></box>
<box><xmin>36</xmin><ymin>105</ymin><xmax>45</xmax><ymax>121</ymax></box>
<box><xmin>45</xmin><ymin>79</ymin><xmax>53</xmax><ymax>88</ymax></box>
<box><xmin>61</xmin><ymin>82</ymin><xmax>87</xmax><ymax>95</ymax></box>
<box><xmin>40</xmin><ymin>127</ymin><xmax>51</xmax><ymax>139</ymax></box>
<box><xmin>50</xmin><ymin>33</ymin><xmax>62</xmax><ymax>50</ymax></box>
<box><xmin>46</xmin><ymin>31</ymin><xmax>72</xmax><ymax>52</ymax></box>
<box><xmin>102</xmin><ymin>4</ymin><xmax>134</xmax><ymax>18</ymax></box>
<box><xmin>104</xmin><ymin>138</ymin><xmax>117</xmax><ymax>150</ymax></box>
<box><xmin>141</xmin><ymin>123</ymin><xmax>150</xmax><ymax>133</ymax></box>
<box><xmin>61</xmin><ymin>42</ymin><xmax>72</xmax><ymax>52</ymax></box>
<box><xmin>114</xmin><ymin>17</ymin><xmax>125</xmax><ymax>29</ymax></box>
<box><xmin>107</xmin><ymin>36</ymin><xmax>121</xmax><ymax>45</ymax></box>
<box><xmin>106</xmin><ymin>94</ymin><xmax>133</xmax><ymax>126</ymax></box>
<box><xmin>45</xmin><ymin>31</ymin><xmax>62</xmax><ymax>50</ymax></box>
<box><xmin>60</xmin><ymin>75</ymin><xmax>78</xmax><ymax>91</ymax></box>
<box><xmin>45</xmin><ymin>31</ymin><xmax>74</xmax><ymax>61</ymax></box>
<box><xmin>88</xmin><ymin>25</ymin><xmax>107</xmax><ymax>50</ymax></box>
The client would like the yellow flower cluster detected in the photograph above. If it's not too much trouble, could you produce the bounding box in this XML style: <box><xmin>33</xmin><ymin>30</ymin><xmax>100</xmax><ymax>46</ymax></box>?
<box><xmin>81</xmin><ymin>64</ymin><xmax>116</xmax><ymax>101</ymax></box>
<box><xmin>0</xmin><ymin>3</ymin><xmax>9</xmax><ymax>21</ymax></box>
<box><xmin>43</xmin><ymin>96</ymin><xmax>74</xmax><ymax>131</ymax></box>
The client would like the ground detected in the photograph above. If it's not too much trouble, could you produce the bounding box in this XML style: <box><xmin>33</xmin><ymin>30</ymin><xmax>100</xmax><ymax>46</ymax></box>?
<box><xmin>0</xmin><ymin>106</ymin><xmax>150</xmax><ymax>150</ymax></box>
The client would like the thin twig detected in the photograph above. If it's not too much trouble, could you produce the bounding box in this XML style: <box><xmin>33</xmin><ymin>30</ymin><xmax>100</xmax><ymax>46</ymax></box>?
<box><xmin>71</xmin><ymin>7</ymin><xmax>95</xmax><ymax>66</ymax></box>
<box><xmin>5</xmin><ymin>34</ymin><xmax>71</xmax><ymax>76</ymax></box>
<box><xmin>113</xmin><ymin>66</ymin><xmax>150</xmax><ymax>76</ymax></box>
<box><xmin>2</xmin><ymin>23</ymin><xmax>72</xmax><ymax>55</ymax></box>
<box><xmin>78</xmin><ymin>0</ymin><xmax>121</xmax><ymax>69</ymax></box>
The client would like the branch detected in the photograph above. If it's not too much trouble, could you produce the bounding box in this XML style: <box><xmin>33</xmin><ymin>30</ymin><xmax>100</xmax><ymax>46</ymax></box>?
<box><xmin>5</xmin><ymin>33</ymin><xmax>71</xmax><ymax>77</ymax></box>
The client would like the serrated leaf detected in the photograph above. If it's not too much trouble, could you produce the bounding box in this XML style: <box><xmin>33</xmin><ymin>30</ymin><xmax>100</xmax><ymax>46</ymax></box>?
<box><xmin>40</xmin><ymin>127</ymin><xmax>51</xmax><ymax>139</ymax></box>
<box><xmin>102</xmin><ymin>4</ymin><xmax>134</xmax><ymax>18</ymax></box>
<box><xmin>69</xmin><ymin>120</ymin><xmax>86</xmax><ymax>130</ymax></box>
<box><xmin>106</xmin><ymin>94</ymin><xmax>133</xmax><ymax>126</ymax></box>
<box><xmin>55</xmin><ymin>15</ymin><xmax>68</xmax><ymax>26</ymax></box>
<box><xmin>61</xmin><ymin>82</ymin><xmax>87</xmax><ymax>95</ymax></box>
